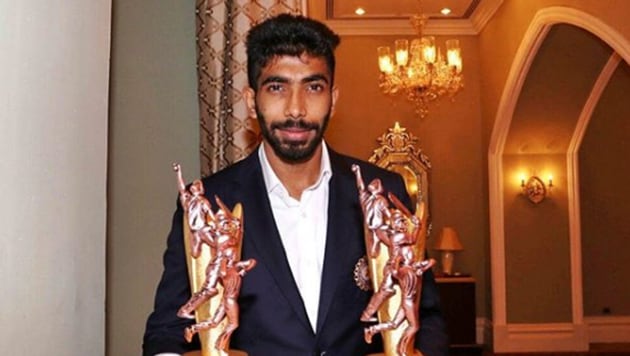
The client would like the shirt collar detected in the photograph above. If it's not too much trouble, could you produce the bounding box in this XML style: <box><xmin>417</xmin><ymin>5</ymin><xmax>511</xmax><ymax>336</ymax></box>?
<box><xmin>259</xmin><ymin>141</ymin><xmax>332</xmax><ymax>195</ymax></box>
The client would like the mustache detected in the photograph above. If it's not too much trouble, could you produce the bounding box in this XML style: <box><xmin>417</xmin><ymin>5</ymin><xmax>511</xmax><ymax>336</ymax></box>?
<box><xmin>270</xmin><ymin>119</ymin><xmax>320</xmax><ymax>131</ymax></box>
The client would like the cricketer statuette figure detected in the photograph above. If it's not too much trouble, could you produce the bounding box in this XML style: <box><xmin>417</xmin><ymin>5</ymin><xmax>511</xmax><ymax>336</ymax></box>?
<box><xmin>174</xmin><ymin>163</ymin><xmax>255</xmax><ymax>356</ymax></box>
<box><xmin>353</xmin><ymin>164</ymin><xmax>435</xmax><ymax>356</ymax></box>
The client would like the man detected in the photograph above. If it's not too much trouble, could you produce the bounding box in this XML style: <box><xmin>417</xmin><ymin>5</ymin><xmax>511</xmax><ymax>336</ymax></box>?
<box><xmin>143</xmin><ymin>13</ymin><xmax>448</xmax><ymax>356</ymax></box>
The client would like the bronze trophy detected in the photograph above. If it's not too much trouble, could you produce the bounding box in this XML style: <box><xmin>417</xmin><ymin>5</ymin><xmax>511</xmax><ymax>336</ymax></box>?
<box><xmin>352</xmin><ymin>165</ymin><xmax>435</xmax><ymax>356</ymax></box>
<box><xmin>173</xmin><ymin>163</ymin><xmax>255</xmax><ymax>356</ymax></box>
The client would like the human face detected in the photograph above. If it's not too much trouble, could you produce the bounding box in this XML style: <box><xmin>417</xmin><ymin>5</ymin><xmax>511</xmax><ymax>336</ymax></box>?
<box><xmin>368</xmin><ymin>179</ymin><xmax>383</xmax><ymax>194</ymax></box>
<box><xmin>392</xmin><ymin>213</ymin><xmax>407</xmax><ymax>233</ymax></box>
<box><xmin>244</xmin><ymin>54</ymin><xmax>339</xmax><ymax>163</ymax></box>
<box><xmin>217</xmin><ymin>216</ymin><xmax>239</xmax><ymax>236</ymax></box>
<box><xmin>190</xmin><ymin>181</ymin><xmax>204</xmax><ymax>195</ymax></box>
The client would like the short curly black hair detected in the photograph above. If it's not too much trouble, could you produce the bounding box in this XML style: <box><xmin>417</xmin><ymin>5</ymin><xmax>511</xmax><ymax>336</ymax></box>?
<box><xmin>246</xmin><ymin>14</ymin><xmax>341</xmax><ymax>91</ymax></box>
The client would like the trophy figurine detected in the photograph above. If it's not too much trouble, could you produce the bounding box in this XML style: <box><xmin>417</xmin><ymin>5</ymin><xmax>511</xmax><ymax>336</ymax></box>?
<box><xmin>173</xmin><ymin>163</ymin><xmax>255</xmax><ymax>356</ymax></box>
<box><xmin>352</xmin><ymin>164</ymin><xmax>435</xmax><ymax>356</ymax></box>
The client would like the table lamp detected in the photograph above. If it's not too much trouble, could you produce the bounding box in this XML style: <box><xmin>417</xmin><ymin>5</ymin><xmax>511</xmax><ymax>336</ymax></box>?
<box><xmin>434</xmin><ymin>227</ymin><xmax>464</xmax><ymax>275</ymax></box>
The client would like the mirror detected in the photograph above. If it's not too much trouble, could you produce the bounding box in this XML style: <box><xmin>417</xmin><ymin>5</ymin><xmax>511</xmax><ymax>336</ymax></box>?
<box><xmin>369</xmin><ymin>122</ymin><xmax>431</xmax><ymax>216</ymax></box>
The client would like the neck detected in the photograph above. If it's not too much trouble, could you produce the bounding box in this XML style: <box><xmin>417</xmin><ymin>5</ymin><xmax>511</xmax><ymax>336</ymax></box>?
<box><xmin>263</xmin><ymin>143</ymin><xmax>323</xmax><ymax>200</ymax></box>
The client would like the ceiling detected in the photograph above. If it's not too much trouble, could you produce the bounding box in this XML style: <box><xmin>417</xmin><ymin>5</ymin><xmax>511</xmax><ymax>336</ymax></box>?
<box><xmin>318</xmin><ymin>0</ymin><xmax>503</xmax><ymax>35</ymax></box>
<box><xmin>329</xmin><ymin>0</ymin><xmax>480</xmax><ymax>19</ymax></box>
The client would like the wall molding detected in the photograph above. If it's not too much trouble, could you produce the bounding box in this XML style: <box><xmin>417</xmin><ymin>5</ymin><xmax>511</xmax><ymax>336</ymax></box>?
<box><xmin>493</xmin><ymin>323</ymin><xmax>588</xmax><ymax>352</ymax></box>
<box><xmin>321</xmin><ymin>18</ymin><xmax>478</xmax><ymax>36</ymax></box>
<box><xmin>488</xmin><ymin>4</ymin><xmax>553</xmax><ymax>335</ymax></box>
<box><xmin>586</xmin><ymin>316</ymin><xmax>630</xmax><ymax>343</ymax></box>
<box><xmin>476</xmin><ymin>317</ymin><xmax>630</xmax><ymax>349</ymax></box>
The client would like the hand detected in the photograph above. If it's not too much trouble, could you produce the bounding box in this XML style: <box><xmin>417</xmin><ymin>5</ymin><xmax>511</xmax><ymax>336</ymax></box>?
<box><xmin>173</xmin><ymin>162</ymin><xmax>181</xmax><ymax>172</ymax></box>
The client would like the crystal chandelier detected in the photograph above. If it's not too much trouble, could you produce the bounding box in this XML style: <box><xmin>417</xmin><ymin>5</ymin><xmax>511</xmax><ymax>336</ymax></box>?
<box><xmin>377</xmin><ymin>13</ymin><xmax>464</xmax><ymax>118</ymax></box>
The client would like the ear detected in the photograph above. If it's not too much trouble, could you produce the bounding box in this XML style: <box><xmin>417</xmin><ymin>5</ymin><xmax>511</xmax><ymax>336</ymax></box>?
<box><xmin>243</xmin><ymin>86</ymin><xmax>257</xmax><ymax>118</ymax></box>
<box><xmin>330</xmin><ymin>85</ymin><xmax>339</xmax><ymax>116</ymax></box>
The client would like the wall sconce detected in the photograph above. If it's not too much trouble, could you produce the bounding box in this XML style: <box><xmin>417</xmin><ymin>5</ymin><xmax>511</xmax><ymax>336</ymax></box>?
<box><xmin>433</xmin><ymin>227</ymin><xmax>464</xmax><ymax>275</ymax></box>
<box><xmin>521</xmin><ymin>175</ymin><xmax>553</xmax><ymax>204</ymax></box>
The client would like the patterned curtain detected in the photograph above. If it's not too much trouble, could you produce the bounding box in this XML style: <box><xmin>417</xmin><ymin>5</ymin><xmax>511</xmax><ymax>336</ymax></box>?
<box><xmin>196</xmin><ymin>0</ymin><xmax>304</xmax><ymax>177</ymax></box>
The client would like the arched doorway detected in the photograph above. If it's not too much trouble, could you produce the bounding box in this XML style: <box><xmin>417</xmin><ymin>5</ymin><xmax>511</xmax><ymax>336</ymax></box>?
<box><xmin>488</xmin><ymin>6</ymin><xmax>630</xmax><ymax>352</ymax></box>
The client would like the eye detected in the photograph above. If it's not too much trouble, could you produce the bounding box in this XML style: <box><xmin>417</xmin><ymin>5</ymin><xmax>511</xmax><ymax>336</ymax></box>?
<box><xmin>266</xmin><ymin>83</ymin><xmax>284</xmax><ymax>93</ymax></box>
<box><xmin>307</xmin><ymin>82</ymin><xmax>325</xmax><ymax>92</ymax></box>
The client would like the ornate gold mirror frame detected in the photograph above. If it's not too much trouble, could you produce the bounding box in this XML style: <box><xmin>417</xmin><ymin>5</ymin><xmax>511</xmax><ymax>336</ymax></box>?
<box><xmin>369</xmin><ymin>122</ymin><xmax>431</xmax><ymax>221</ymax></box>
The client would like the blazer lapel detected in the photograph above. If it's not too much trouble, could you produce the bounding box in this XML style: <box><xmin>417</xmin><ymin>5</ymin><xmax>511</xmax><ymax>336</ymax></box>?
<box><xmin>316</xmin><ymin>151</ymin><xmax>358</xmax><ymax>333</ymax></box>
<box><xmin>237</xmin><ymin>153</ymin><xmax>312</xmax><ymax>332</ymax></box>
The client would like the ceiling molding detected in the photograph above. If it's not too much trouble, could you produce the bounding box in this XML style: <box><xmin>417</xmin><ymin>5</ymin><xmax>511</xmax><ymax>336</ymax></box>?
<box><xmin>323</xmin><ymin>18</ymin><xmax>478</xmax><ymax>36</ymax></box>
<box><xmin>470</xmin><ymin>0</ymin><xmax>503</xmax><ymax>33</ymax></box>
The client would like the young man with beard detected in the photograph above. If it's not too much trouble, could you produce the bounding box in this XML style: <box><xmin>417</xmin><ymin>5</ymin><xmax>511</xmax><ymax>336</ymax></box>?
<box><xmin>143</xmin><ymin>14</ymin><xmax>448</xmax><ymax>356</ymax></box>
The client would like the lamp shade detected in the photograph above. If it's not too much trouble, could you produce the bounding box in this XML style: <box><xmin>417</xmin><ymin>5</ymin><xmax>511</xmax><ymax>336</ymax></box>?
<box><xmin>434</xmin><ymin>227</ymin><xmax>464</xmax><ymax>251</ymax></box>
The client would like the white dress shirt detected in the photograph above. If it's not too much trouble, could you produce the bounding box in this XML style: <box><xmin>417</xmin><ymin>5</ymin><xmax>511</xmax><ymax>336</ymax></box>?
<box><xmin>259</xmin><ymin>142</ymin><xmax>331</xmax><ymax>332</ymax></box>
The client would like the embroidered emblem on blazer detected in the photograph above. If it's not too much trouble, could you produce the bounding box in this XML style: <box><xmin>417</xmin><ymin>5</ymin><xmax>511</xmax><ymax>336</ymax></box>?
<box><xmin>353</xmin><ymin>256</ymin><xmax>372</xmax><ymax>291</ymax></box>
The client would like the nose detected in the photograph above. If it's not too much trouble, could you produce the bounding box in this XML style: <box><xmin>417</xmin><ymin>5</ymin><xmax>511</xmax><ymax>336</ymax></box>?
<box><xmin>285</xmin><ymin>88</ymin><xmax>306</xmax><ymax>118</ymax></box>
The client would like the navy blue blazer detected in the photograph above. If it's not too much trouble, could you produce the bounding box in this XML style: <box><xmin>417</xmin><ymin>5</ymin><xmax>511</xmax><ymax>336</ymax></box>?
<box><xmin>143</xmin><ymin>148</ymin><xmax>448</xmax><ymax>356</ymax></box>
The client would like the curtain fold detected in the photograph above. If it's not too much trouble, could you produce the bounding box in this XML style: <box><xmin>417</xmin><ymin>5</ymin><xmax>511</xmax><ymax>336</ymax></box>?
<box><xmin>196</xmin><ymin>0</ymin><xmax>303</xmax><ymax>176</ymax></box>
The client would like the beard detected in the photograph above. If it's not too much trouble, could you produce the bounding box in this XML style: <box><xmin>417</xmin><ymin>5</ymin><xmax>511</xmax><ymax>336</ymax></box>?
<box><xmin>257</xmin><ymin>109</ymin><xmax>331</xmax><ymax>163</ymax></box>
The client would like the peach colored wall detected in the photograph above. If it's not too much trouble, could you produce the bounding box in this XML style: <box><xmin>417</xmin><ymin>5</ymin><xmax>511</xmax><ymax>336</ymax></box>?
<box><xmin>580</xmin><ymin>61</ymin><xmax>630</xmax><ymax>316</ymax></box>
<box><xmin>480</xmin><ymin>0</ymin><xmax>630</xmax><ymax>139</ymax></box>
<box><xmin>481</xmin><ymin>0</ymin><xmax>630</xmax><ymax>323</ymax></box>
<box><xmin>502</xmin><ymin>153</ymin><xmax>572</xmax><ymax>323</ymax></box>
<box><xmin>304</xmin><ymin>0</ymin><xmax>630</xmax><ymax>324</ymax></box>
<box><xmin>327</xmin><ymin>34</ymin><xmax>488</xmax><ymax>316</ymax></box>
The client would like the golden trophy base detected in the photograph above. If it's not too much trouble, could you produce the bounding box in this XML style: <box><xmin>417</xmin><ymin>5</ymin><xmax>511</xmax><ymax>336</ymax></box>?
<box><xmin>367</xmin><ymin>351</ymin><xmax>422</xmax><ymax>356</ymax></box>
<box><xmin>183</xmin><ymin>350</ymin><xmax>247</xmax><ymax>356</ymax></box>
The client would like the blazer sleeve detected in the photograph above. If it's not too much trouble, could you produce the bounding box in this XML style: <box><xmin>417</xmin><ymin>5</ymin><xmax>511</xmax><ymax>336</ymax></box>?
<box><xmin>142</xmin><ymin>199</ymin><xmax>200</xmax><ymax>356</ymax></box>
